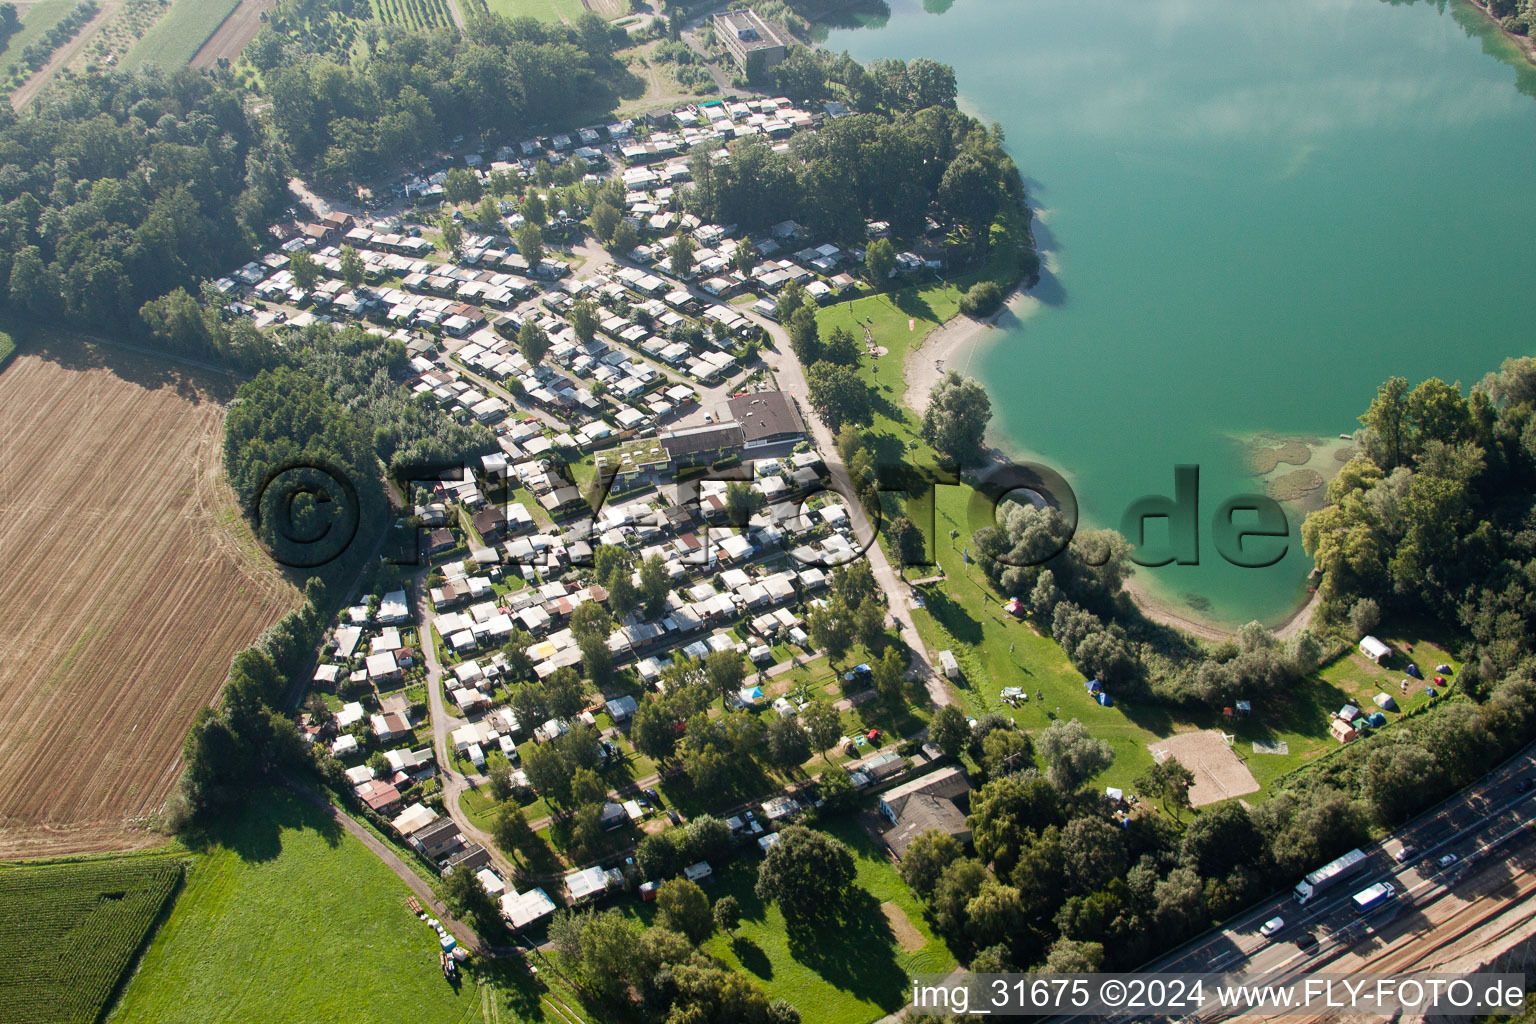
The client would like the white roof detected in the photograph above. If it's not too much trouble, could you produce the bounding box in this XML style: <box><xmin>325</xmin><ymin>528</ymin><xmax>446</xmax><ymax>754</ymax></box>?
<box><xmin>1360</xmin><ymin>635</ymin><xmax>1391</xmax><ymax>658</ymax></box>
<box><xmin>500</xmin><ymin>887</ymin><xmax>557</xmax><ymax>928</ymax></box>
<box><xmin>391</xmin><ymin>802</ymin><xmax>439</xmax><ymax>835</ymax></box>
<box><xmin>565</xmin><ymin>865</ymin><xmax>609</xmax><ymax>901</ymax></box>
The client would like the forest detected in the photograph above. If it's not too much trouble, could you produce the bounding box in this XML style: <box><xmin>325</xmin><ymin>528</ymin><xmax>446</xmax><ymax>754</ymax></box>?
<box><xmin>0</xmin><ymin>67</ymin><xmax>288</xmax><ymax>332</ymax></box>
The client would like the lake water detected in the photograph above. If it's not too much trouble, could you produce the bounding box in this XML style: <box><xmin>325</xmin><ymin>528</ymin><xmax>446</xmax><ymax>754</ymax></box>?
<box><xmin>826</xmin><ymin>0</ymin><xmax>1536</xmax><ymax>627</ymax></box>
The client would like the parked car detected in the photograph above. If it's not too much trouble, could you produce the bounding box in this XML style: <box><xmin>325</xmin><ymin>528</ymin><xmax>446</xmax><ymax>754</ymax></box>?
<box><xmin>1260</xmin><ymin>917</ymin><xmax>1285</xmax><ymax>938</ymax></box>
<box><xmin>666</xmin><ymin>809</ymin><xmax>682</xmax><ymax>825</ymax></box>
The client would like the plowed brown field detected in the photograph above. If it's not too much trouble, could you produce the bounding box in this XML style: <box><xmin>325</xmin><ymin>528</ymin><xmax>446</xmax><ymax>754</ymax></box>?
<box><xmin>0</xmin><ymin>334</ymin><xmax>299</xmax><ymax>858</ymax></box>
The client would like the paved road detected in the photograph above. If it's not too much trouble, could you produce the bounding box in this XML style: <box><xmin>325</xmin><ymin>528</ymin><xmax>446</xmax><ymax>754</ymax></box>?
<box><xmin>413</xmin><ymin>571</ymin><xmax>525</xmax><ymax>885</ymax></box>
<box><xmin>1056</xmin><ymin>743</ymin><xmax>1536</xmax><ymax>1024</ymax></box>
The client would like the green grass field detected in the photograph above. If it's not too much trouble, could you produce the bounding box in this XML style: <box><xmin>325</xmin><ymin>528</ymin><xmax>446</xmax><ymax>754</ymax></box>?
<box><xmin>0</xmin><ymin>0</ymin><xmax>73</xmax><ymax>72</ymax></box>
<box><xmin>119</xmin><ymin>0</ymin><xmax>239</xmax><ymax>69</ymax></box>
<box><xmin>0</xmin><ymin>854</ymin><xmax>184</xmax><ymax>1024</ymax></box>
<box><xmin>109</xmin><ymin>790</ymin><xmax>534</xmax><ymax>1024</ymax></box>
<box><xmin>617</xmin><ymin>816</ymin><xmax>955</xmax><ymax>1024</ymax></box>
<box><xmin>481</xmin><ymin>0</ymin><xmax>592</xmax><ymax>25</ymax></box>
<box><xmin>0</xmin><ymin>327</ymin><xmax>16</xmax><ymax>372</ymax></box>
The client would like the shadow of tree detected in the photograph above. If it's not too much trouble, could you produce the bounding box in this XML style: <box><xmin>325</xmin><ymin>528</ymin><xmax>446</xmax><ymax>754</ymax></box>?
<box><xmin>185</xmin><ymin>785</ymin><xmax>346</xmax><ymax>865</ymax></box>
<box><xmin>922</xmin><ymin>586</ymin><xmax>983</xmax><ymax>646</ymax></box>
<box><xmin>732</xmin><ymin>936</ymin><xmax>774</xmax><ymax>979</ymax></box>
<box><xmin>783</xmin><ymin>885</ymin><xmax>908</xmax><ymax>1010</ymax></box>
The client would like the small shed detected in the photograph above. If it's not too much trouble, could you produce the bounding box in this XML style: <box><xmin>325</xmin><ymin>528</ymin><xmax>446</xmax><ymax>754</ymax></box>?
<box><xmin>938</xmin><ymin>650</ymin><xmax>960</xmax><ymax>680</ymax></box>
<box><xmin>1360</xmin><ymin>635</ymin><xmax>1391</xmax><ymax>665</ymax></box>
<box><xmin>683</xmin><ymin>861</ymin><xmax>713</xmax><ymax>883</ymax></box>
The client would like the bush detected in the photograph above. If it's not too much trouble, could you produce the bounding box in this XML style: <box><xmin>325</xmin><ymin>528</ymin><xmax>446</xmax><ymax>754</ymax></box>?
<box><xmin>958</xmin><ymin>280</ymin><xmax>1005</xmax><ymax>318</ymax></box>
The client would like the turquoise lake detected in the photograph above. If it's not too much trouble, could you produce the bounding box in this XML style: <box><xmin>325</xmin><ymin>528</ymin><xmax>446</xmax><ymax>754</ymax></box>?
<box><xmin>827</xmin><ymin>0</ymin><xmax>1536</xmax><ymax>627</ymax></box>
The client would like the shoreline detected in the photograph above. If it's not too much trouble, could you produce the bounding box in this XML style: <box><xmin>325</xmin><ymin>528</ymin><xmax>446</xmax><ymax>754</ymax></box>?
<box><xmin>1460</xmin><ymin>0</ymin><xmax>1536</xmax><ymax>67</ymax></box>
<box><xmin>900</xmin><ymin>278</ymin><xmax>1322</xmax><ymax>642</ymax></box>
<box><xmin>903</xmin><ymin>287</ymin><xmax>1038</xmax><ymax>415</ymax></box>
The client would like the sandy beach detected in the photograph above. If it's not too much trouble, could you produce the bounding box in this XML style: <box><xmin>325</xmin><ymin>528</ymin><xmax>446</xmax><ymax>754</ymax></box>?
<box><xmin>1124</xmin><ymin>575</ymin><xmax>1320</xmax><ymax>643</ymax></box>
<box><xmin>903</xmin><ymin>288</ymin><xmax>1039</xmax><ymax>416</ymax></box>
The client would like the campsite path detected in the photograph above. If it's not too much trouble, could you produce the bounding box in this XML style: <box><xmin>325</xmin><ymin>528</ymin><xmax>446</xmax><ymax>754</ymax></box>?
<box><xmin>415</xmin><ymin>571</ymin><xmax>525</xmax><ymax>885</ymax></box>
<box><xmin>720</xmin><ymin>292</ymin><xmax>952</xmax><ymax>708</ymax></box>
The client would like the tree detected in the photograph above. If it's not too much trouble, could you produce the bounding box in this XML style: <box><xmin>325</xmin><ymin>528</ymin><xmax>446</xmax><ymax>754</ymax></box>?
<box><xmin>806</xmin><ymin>361</ymin><xmax>871</xmax><ymax>432</ymax></box>
<box><xmin>865</xmin><ymin>238</ymin><xmax>896</xmax><ymax>287</ymax></box>
<box><xmin>888</xmin><ymin>515</ymin><xmax>926</xmax><ymax>571</ymax></box>
<box><xmin>476</xmin><ymin>196</ymin><xmax>502</xmax><ymax>232</ymax></box>
<box><xmin>928</xmin><ymin>857</ymin><xmax>988</xmax><ymax>940</ymax></box>
<box><xmin>801</xmin><ymin>700</ymin><xmax>843</xmax><ymax>762</ymax></box>
<box><xmin>1350</xmin><ymin>597</ymin><xmax>1381</xmax><ymax>638</ymax></box>
<box><xmin>288</xmin><ymin>249</ymin><xmax>319</xmax><ymax>292</ymax></box>
<box><xmin>1360</xmin><ymin>375</ymin><xmax>1411</xmax><ymax>469</ymax></box>
<box><xmin>929</xmin><ymin>705</ymin><xmax>970</xmax><ymax>758</ymax></box>
<box><xmin>339</xmin><ymin>245</ymin><xmax>365</xmax><ymax>288</ymax></box>
<box><xmin>657</xmin><ymin>878</ymin><xmax>714</xmax><ymax>942</ymax></box>
<box><xmin>516</xmin><ymin>221</ymin><xmax>544</xmax><ymax>265</ymax></box>
<box><xmin>638</xmin><ymin>554</ymin><xmax>671</xmax><ymax>617</ymax></box>
<box><xmin>485</xmin><ymin>758</ymin><xmax>513</xmax><ymax>800</ymax></box>
<box><xmin>570</xmin><ymin>299</ymin><xmax>599</xmax><ymax>343</ymax></box>
<box><xmin>518</xmin><ymin>319</ymin><xmax>551</xmax><ymax>365</ymax></box>
<box><xmin>979</xmin><ymin>728</ymin><xmax>1034</xmax><ymax>779</ymax></box>
<box><xmin>922</xmin><ymin>372</ymin><xmax>992</xmax><ymax>465</ymax></box>
<box><xmin>733</xmin><ymin>237</ymin><xmax>755</xmax><ymax>276</ymax></box>
<box><xmin>522</xmin><ymin>190</ymin><xmax>547</xmax><ymax>226</ymax></box>
<box><xmin>969</xmin><ymin>772</ymin><xmax>1064</xmax><ymax>876</ymax></box>
<box><xmin>958</xmin><ymin>280</ymin><xmax>1005</xmax><ymax>318</ymax></box>
<box><xmin>609</xmin><ymin>220</ymin><xmax>640</xmax><ymax>255</ymax></box>
<box><xmin>725</xmin><ymin>480</ymin><xmax>764</xmax><ymax>525</ymax></box>
<box><xmin>1044</xmin><ymin>937</ymin><xmax>1104</xmax><ymax>973</ymax></box>
<box><xmin>1060</xmin><ymin>817</ymin><xmax>1126</xmax><ymax>893</ymax></box>
<box><xmin>872</xmin><ymin>645</ymin><xmax>907</xmax><ymax>708</ymax></box>
<box><xmin>1037</xmin><ymin>719</ymin><xmax>1115</xmax><ymax>792</ymax></box>
<box><xmin>1136</xmin><ymin>756</ymin><xmax>1196</xmax><ymax>818</ymax></box>
<box><xmin>440</xmin><ymin>866</ymin><xmax>501</xmax><ymax>937</ymax></box>
<box><xmin>444</xmin><ymin>168</ymin><xmax>483</xmax><ymax>205</ymax></box>
<box><xmin>787</xmin><ymin>305</ymin><xmax>820</xmax><ymax>364</ymax></box>
<box><xmin>442</xmin><ymin>220</ymin><xmax>464</xmax><ymax>253</ymax></box>
<box><xmin>755</xmin><ymin>825</ymin><xmax>857</xmax><ymax>919</ymax></box>
<box><xmin>524</xmin><ymin>743</ymin><xmax>572</xmax><ymax>807</ymax></box>
<box><xmin>821</xmin><ymin>325</ymin><xmax>861</xmax><ymax>367</ymax></box>
<box><xmin>492</xmin><ymin>804</ymin><xmax>536</xmax><ymax>861</ymax></box>
<box><xmin>807</xmin><ymin>601</ymin><xmax>854</xmax><ymax>667</ymax></box>
<box><xmin>765</xmin><ymin>715</ymin><xmax>811</xmax><ymax>772</ymax></box>
<box><xmin>713</xmin><ymin>894</ymin><xmax>741</xmax><ymax>934</ymax></box>
<box><xmin>669</xmin><ymin>232</ymin><xmax>696</xmax><ymax>277</ymax></box>
<box><xmin>704</xmin><ymin>649</ymin><xmax>747</xmax><ymax>708</ymax></box>
<box><xmin>571</xmin><ymin>765</ymin><xmax>608</xmax><ymax>808</ymax></box>
<box><xmin>899</xmin><ymin>829</ymin><xmax>963</xmax><ymax>898</ymax></box>
<box><xmin>590</xmin><ymin>199</ymin><xmax>620</xmax><ymax>243</ymax></box>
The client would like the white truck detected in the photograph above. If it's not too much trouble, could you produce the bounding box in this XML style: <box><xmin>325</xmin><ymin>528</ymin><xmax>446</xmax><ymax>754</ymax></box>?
<box><xmin>1293</xmin><ymin>847</ymin><xmax>1368</xmax><ymax>905</ymax></box>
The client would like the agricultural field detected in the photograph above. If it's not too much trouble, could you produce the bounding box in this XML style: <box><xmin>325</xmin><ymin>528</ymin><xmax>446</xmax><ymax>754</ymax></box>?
<box><xmin>110</xmin><ymin>790</ymin><xmax>538</xmax><ymax>1023</ymax></box>
<box><xmin>119</xmin><ymin>0</ymin><xmax>238</xmax><ymax>68</ymax></box>
<box><xmin>0</xmin><ymin>329</ymin><xmax>300</xmax><ymax>858</ymax></box>
<box><xmin>375</xmin><ymin>0</ymin><xmax>456</xmax><ymax>31</ymax></box>
<box><xmin>0</xmin><ymin>855</ymin><xmax>185</xmax><ymax>1024</ymax></box>
<box><xmin>72</xmin><ymin>0</ymin><xmax>172</xmax><ymax>72</ymax></box>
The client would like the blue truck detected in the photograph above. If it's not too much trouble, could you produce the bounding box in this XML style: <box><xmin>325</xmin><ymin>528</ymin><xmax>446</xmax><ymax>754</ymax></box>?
<box><xmin>1352</xmin><ymin>881</ymin><xmax>1397</xmax><ymax>915</ymax></box>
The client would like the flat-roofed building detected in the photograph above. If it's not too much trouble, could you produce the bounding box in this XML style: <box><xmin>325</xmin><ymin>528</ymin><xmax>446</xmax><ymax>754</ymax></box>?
<box><xmin>713</xmin><ymin>10</ymin><xmax>789</xmax><ymax>72</ymax></box>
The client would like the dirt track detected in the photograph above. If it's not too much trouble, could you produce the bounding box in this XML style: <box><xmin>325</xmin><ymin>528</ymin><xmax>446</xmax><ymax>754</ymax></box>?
<box><xmin>8</xmin><ymin>1</ymin><xmax>117</xmax><ymax>111</ymax></box>
<box><xmin>188</xmin><ymin>0</ymin><xmax>271</xmax><ymax>68</ymax></box>
<box><xmin>0</xmin><ymin>335</ymin><xmax>299</xmax><ymax>858</ymax></box>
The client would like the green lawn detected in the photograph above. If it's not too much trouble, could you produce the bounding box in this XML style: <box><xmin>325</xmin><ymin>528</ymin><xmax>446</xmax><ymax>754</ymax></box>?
<box><xmin>618</xmin><ymin>816</ymin><xmax>955</xmax><ymax>1024</ymax></box>
<box><xmin>109</xmin><ymin>789</ymin><xmax>538</xmax><ymax>1024</ymax></box>
<box><xmin>0</xmin><ymin>0</ymin><xmax>72</xmax><ymax>73</ymax></box>
<box><xmin>483</xmin><ymin>0</ymin><xmax>591</xmax><ymax>27</ymax></box>
<box><xmin>120</xmin><ymin>0</ymin><xmax>240</xmax><ymax>69</ymax></box>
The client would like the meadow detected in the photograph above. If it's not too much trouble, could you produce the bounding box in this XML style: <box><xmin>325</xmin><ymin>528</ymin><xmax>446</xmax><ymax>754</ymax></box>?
<box><xmin>109</xmin><ymin>790</ymin><xmax>547</xmax><ymax>1024</ymax></box>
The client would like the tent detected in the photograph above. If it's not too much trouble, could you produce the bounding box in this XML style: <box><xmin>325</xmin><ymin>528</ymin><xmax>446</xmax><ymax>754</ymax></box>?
<box><xmin>1096</xmin><ymin>692</ymin><xmax>1113</xmax><ymax>707</ymax></box>
<box><xmin>1003</xmin><ymin>598</ymin><xmax>1024</xmax><ymax>618</ymax></box>
<box><xmin>1373</xmin><ymin>693</ymin><xmax>1399</xmax><ymax>712</ymax></box>
<box><xmin>1085</xmin><ymin>679</ymin><xmax>1103</xmax><ymax>695</ymax></box>
<box><xmin>1405</xmin><ymin>663</ymin><xmax>1423</xmax><ymax>679</ymax></box>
